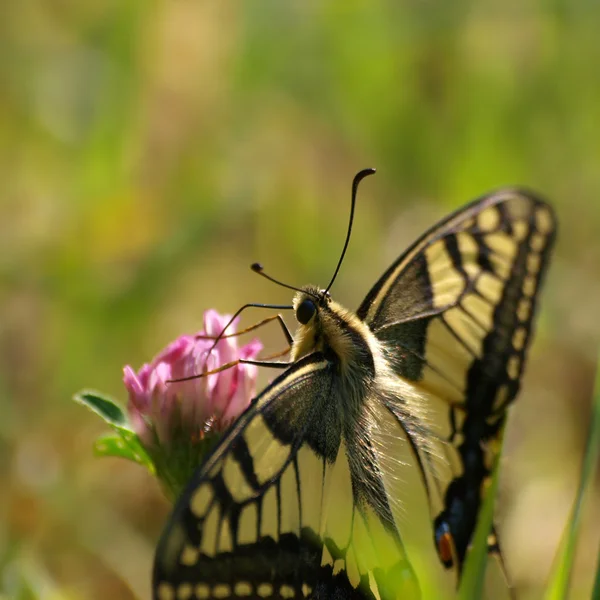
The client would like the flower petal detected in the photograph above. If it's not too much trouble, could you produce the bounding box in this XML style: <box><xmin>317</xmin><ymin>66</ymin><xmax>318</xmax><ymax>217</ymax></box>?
<box><xmin>240</xmin><ymin>338</ymin><xmax>263</xmax><ymax>360</ymax></box>
<box><xmin>152</xmin><ymin>335</ymin><xmax>194</xmax><ymax>367</ymax></box>
<box><xmin>221</xmin><ymin>362</ymin><xmax>257</xmax><ymax>423</ymax></box>
<box><xmin>123</xmin><ymin>365</ymin><xmax>144</xmax><ymax>398</ymax></box>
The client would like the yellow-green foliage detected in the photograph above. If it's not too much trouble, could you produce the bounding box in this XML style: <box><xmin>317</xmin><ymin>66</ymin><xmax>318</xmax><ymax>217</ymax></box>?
<box><xmin>1</xmin><ymin>3</ymin><xmax>599</xmax><ymax>598</ymax></box>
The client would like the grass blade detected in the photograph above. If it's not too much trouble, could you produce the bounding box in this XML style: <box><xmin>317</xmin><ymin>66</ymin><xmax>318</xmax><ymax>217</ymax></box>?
<box><xmin>544</xmin><ymin>356</ymin><xmax>600</xmax><ymax>600</ymax></box>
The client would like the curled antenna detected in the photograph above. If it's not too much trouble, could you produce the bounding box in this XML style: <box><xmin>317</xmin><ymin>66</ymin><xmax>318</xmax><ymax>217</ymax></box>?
<box><xmin>324</xmin><ymin>168</ymin><xmax>376</xmax><ymax>295</ymax></box>
<box><xmin>250</xmin><ymin>263</ymin><xmax>320</xmax><ymax>300</ymax></box>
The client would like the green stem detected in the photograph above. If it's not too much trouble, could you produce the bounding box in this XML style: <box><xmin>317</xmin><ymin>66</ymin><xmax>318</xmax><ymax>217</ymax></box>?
<box><xmin>545</xmin><ymin>359</ymin><xmax>600</xmax><ymax>600</ymax></box>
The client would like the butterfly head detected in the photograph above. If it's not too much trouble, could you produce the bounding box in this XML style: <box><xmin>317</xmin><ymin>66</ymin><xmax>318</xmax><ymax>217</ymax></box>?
<box><xmin>289</xmin><ymin>286</ymin><xmax>332</xmax><ymax>361</ymax></box>
<box><xmin>293</xmin><ymin>286</ymin><xmax>331</xmax><ymax>325</ymax></box>
<box><xmin>291</xmin><ymin>286</ymin><xmax>373</xmax><ymax>375</ymax></box>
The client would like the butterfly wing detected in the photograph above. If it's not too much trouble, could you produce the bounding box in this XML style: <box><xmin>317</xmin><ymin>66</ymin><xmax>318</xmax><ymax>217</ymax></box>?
<box><xmin>357</xmin><ymin>189</ymin><xmax>556</xmax><ymax>573</ymax></box>
<box><xmin>153</xmin><ymin>188</ymin><xmax>555</xmax><ymax>598</ymax></box>
<box><xmin>153</xmin><ymin>352</ymin><xmax>417</xmax><ymax>600</ymax></box>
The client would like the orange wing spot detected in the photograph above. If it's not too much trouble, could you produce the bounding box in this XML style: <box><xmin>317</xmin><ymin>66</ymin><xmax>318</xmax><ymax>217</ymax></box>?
<box><xmin>437</xmin><ymin>531</ymin><xmax>456</xmax><ymax>567</ymax></box>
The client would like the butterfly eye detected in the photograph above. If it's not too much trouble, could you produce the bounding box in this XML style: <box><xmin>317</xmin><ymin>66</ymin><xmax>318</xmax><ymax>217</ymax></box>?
<box><xmin>296</xmin><ymin>299</ymin><xmax>316</xmax><ymax>325</ymax></box>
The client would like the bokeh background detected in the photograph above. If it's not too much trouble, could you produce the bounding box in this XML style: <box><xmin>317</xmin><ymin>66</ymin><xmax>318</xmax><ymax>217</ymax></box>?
<box><xmin>1</xmin><ymin>2</ymin><xmax>599</xmax><ymax>599</ymax></box>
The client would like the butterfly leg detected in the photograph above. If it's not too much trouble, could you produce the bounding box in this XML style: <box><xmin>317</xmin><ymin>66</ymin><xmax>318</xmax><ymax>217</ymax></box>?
<box><xmin>197</xmin><ymin>302</ymin><xmax>294</xmax><ymax>356</ymax></box>
<box><xmin>198</xmin><ymin>313</ymin><xmax>294</xmax><ymax>346</ymax></box>
<box><xmin>168</xmin><ymin>310</ymin><xmax>294</xmax><ymax>384</ymax></box>
<box><xmin>198</xmin><ymin>311</ymin><xmax>294</xmax><ymax>363</ymax></box>
<box><xmin>168</xmin><ymin>353</ymin><xmax>293</xmax><ymax>383</ymax></box>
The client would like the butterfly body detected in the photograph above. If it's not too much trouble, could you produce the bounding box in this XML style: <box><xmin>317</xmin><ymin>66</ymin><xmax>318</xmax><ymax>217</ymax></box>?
<box><xmin>153</xmin><ymin>188</ymin><xmax>556</xmax><ymax>600</ymax></box>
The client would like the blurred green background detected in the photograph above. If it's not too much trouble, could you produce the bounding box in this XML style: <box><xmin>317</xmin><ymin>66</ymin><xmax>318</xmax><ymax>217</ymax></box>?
<box><xmin>1</xmin><ymin>2</ymin><xmax>599</xmax><ymax>599</ymax></box>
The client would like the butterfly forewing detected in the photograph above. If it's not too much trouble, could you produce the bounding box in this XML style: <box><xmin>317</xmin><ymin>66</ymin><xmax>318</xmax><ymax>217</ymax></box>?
<box><xmin>154</xmin><ymin>354</ymin><xmax>332</xmax><ymax>599</ymax></box>
<box><xmin>154</xmin><ymin>352</ymin><xmax>418</xmax><ymax>600</ymax></box>
<box><xmin>359</xmin><ymin>189</ymin><xmax>555</xmax><ymax>406</ymax></box>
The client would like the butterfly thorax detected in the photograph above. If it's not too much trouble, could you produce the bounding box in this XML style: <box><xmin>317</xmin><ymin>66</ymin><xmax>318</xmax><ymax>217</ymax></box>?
<box><xmin>291</xmin><ymin>288</ymin><xmax>377</xmax><ymax>382</ymax></box>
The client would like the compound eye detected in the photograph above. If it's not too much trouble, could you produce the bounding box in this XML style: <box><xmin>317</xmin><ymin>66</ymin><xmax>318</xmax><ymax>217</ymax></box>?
<box><xmin>296</xmin><ymin>299</ymin><xmax>316</xmax><ymax>325</ymax></box>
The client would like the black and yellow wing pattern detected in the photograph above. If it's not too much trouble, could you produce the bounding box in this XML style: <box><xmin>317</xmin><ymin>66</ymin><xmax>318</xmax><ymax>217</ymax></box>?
<box><xmin>154</xmin><ymin>351</ymin><xmax>422</xmax><ymax>599</ymax></box>
<box><xmin>357</xmin><ymin>189</ymin><xmax>556</xmax><ymax>570</ymax></box>
<box><xmin>153</xmin><ymin>188</ymin><xmax>556</xmax><ymax>599</ymax></box>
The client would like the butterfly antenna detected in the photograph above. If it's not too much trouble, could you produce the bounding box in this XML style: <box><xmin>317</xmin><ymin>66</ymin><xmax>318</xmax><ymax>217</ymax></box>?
<box><xmin>250</xmin><ymin>263</ymin><xmax>320</xmax><ymax>301</ymax></box>
<box><xmin>324</xmin><ymin>168</ymin><xmax>376</xmax><ymax>295</ymax></box>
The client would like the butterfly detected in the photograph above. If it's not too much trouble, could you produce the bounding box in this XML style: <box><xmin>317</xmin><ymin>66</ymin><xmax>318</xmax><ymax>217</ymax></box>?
<box><xmin>152</xmin><ymin>169</ymin><xmax>556</xmax><ymax>600</ymax></box>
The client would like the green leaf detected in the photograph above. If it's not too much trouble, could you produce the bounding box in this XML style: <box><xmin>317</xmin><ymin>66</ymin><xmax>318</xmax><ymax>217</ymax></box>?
<box><xmin>544</xmin><ymin>359</ymin><xmax>600</xmax><ymax>600</ymax></box>
<box><xmin>94</xmin><ymin>431</ymin><xmax>154</xmax><ymax>471</ymax></box>
<box><xmin>458</xmin><ymin>429</ymin><xmax>504</xmax><ymax>600</ymax></box>
<box><xmin>73</xmin><ymin>389</ymin><xmax>131</xmax><ymax>429</ymax></box>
